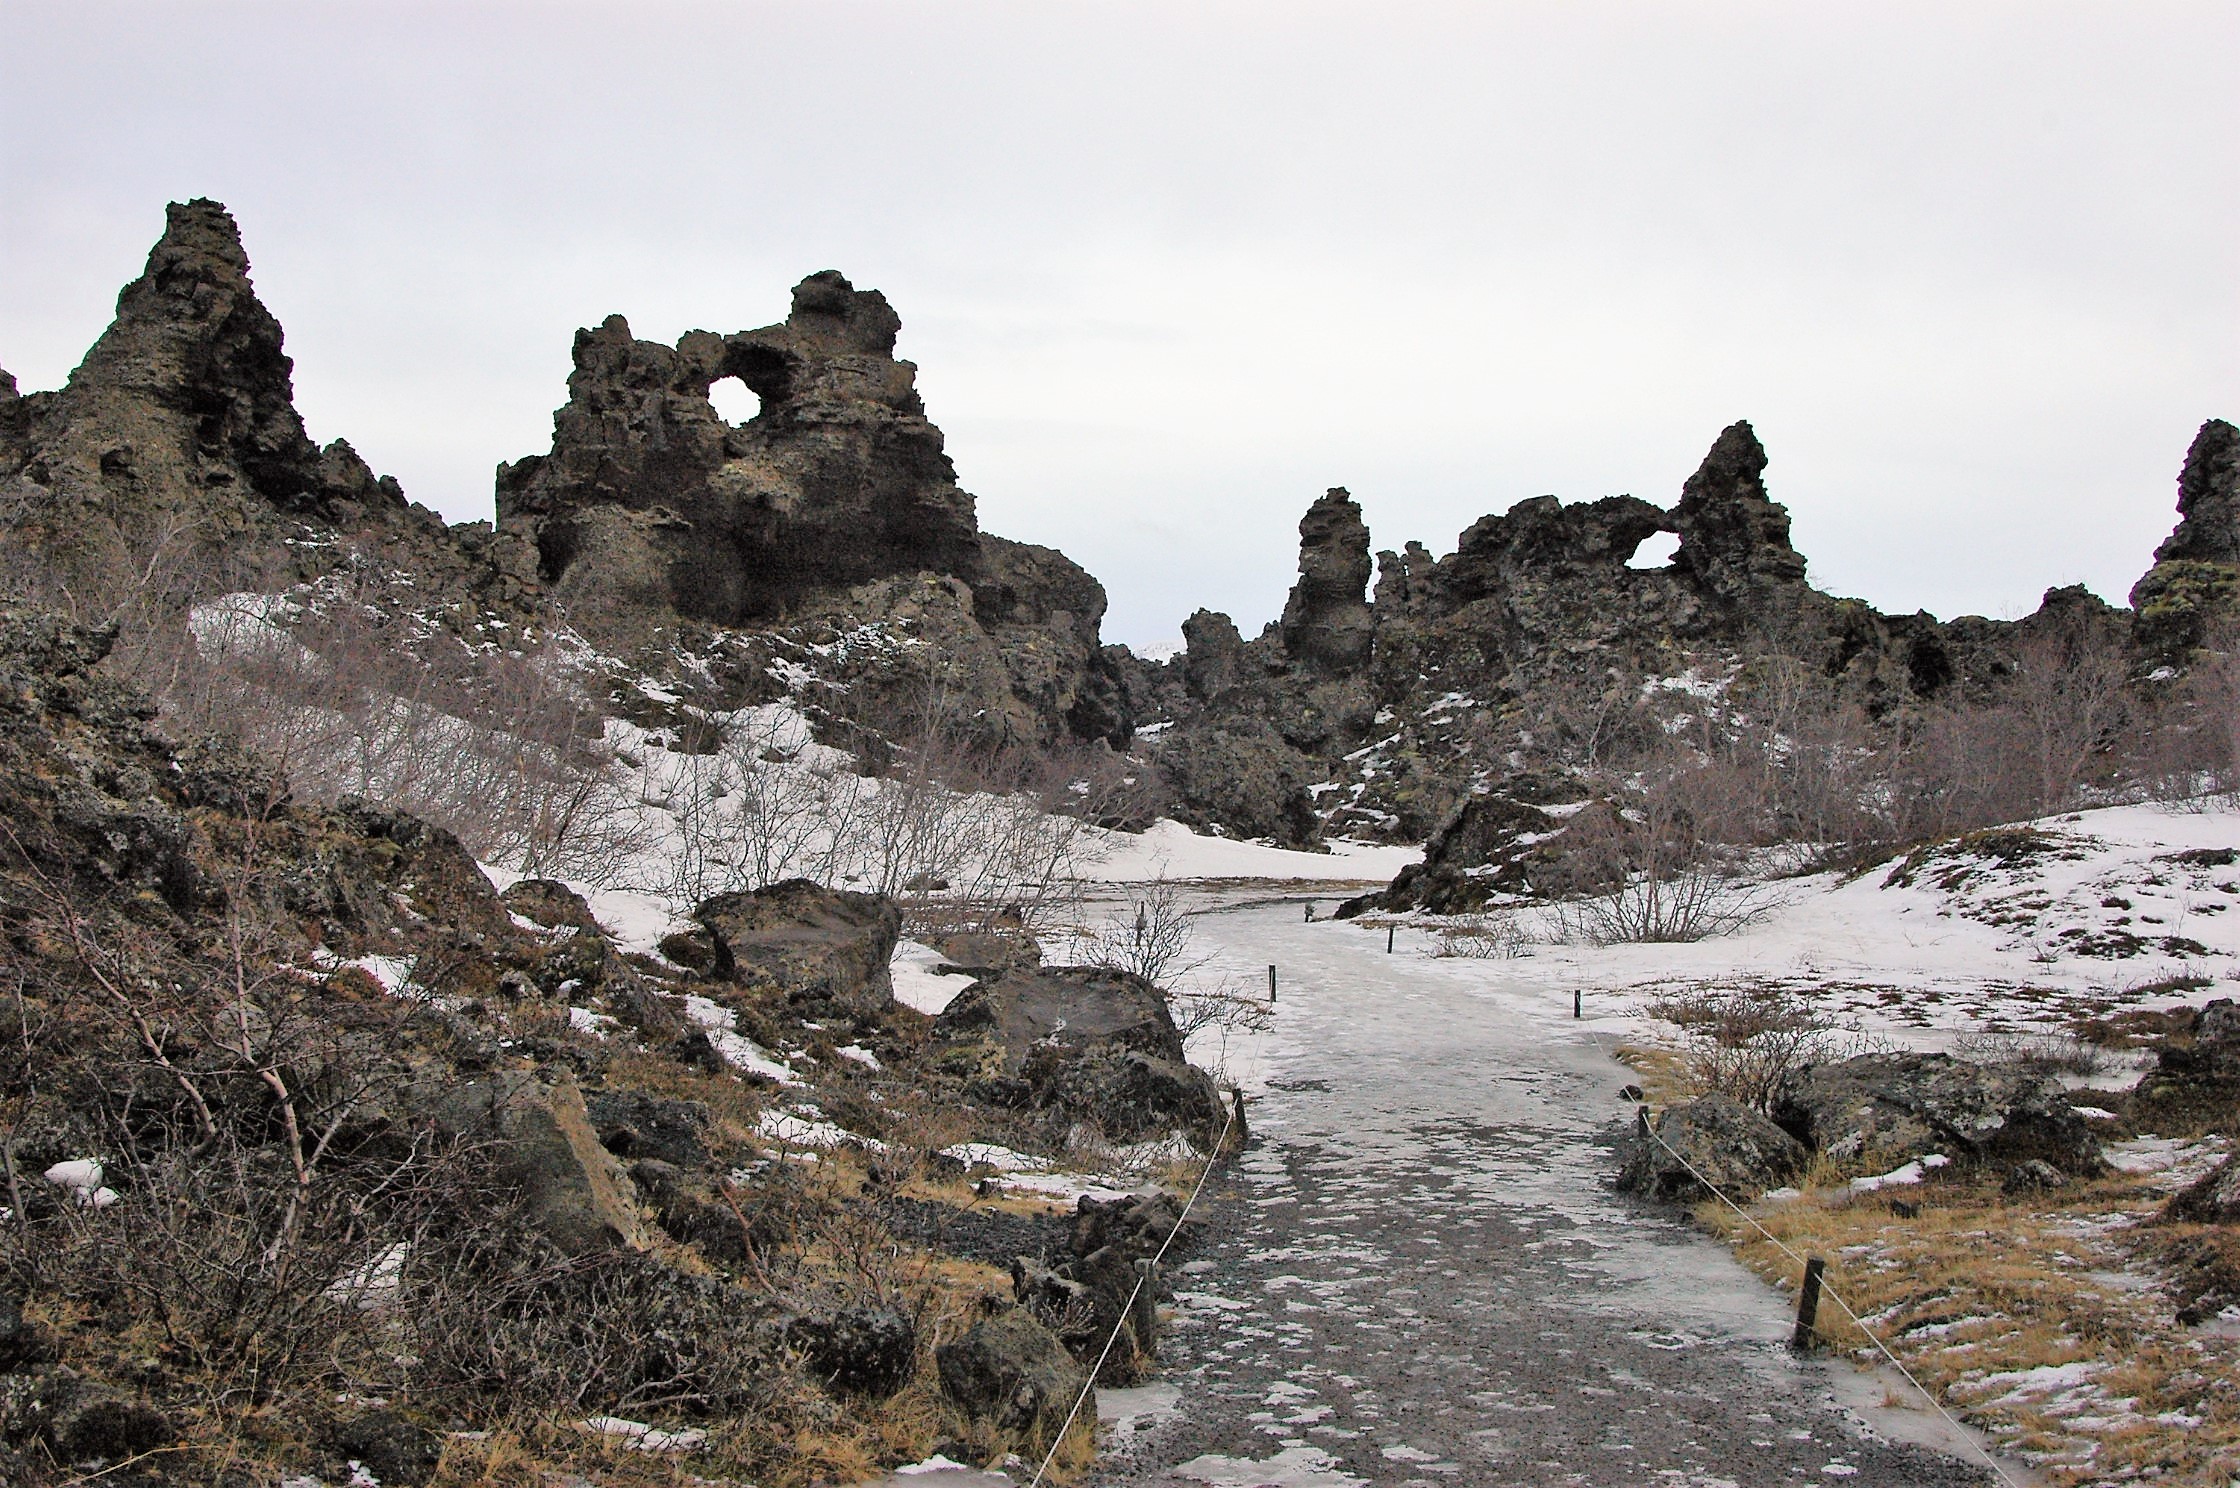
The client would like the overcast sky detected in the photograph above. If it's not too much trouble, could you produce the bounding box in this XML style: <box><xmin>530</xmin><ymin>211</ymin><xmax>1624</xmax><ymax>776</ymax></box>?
<box><xmin>4</xmin><ymin>3</ymin><xmax>2235</xmax><ymax>647</ymax></box>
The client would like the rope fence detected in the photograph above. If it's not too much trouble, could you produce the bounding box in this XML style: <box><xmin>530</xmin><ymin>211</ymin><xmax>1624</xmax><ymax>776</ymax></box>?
<box><xmin>1025</xmin><ymin>1090</ymin><xmax>1240</xmax><ymax>1488</ymax></box>
<box><xmin>1637</xmin><ymin>1110</ymin><xmax>2024</xmax><ymax>1488</ymax></box>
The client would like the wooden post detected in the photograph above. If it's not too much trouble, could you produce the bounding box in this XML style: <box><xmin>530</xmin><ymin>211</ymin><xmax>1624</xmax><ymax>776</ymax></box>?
<box><xmin>1792</xmin><ymin>1257</ymin><xmax>1827</xmax><ymax>1351</ymax></box>
<box><xmin>1267</xmin><ymin>965</ymin><xmax>1277</xmax><ymax>1001</ymax></box>
<box><xmin>1386</xmin><ymin>925</ymin><xmax>1396</xmax><ymax>954</ymax></box>
<box><xmin>1132</xmin><ymin>1258</ymin><xmax>1159</xmax><ymax>1356</ymax></box>
<box><xmin>1573</xmin><ymin>989</ymin><xmax>1582</xmax><ymax>1019</ymax></box>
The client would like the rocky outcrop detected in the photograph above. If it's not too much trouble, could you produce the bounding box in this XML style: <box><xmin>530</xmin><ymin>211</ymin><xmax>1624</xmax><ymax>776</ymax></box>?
<box><xmin>488</xmin><ymin>271</ymin><xmax>1128</xmax><ymax>744</ymax></box>
<box><xmin>1772</xmin><ymin>1052</ymin><xmax>2104</xmax><ymax>1176</ymax></box>
<box><xmin>1279</xmin><ymin>488</ymin><xmax>1376</xmax><ymax>674</ymax></box>
<box><xmin>1620</xmin><ymin>1095</ymin><xmax>1809</xmax><ymax>1203</ymax></box>
<box><xmin>0</xmin><ymin>201</ymin><xmax>461</xmax><ymax>619</ymax></box>
<box><xmin>695</xmin><ymin>878</ymin><xmax>901</xmax><ymax>1021</ymax></box>
<box><xmin>2130</xmin><ymin>419</ymin><xmax>2240</xmax><ymax>656</ymax></box>
<box><xmin>495</xmin><ymin>273</ymin><xmax>981</xmax><ymax>630</ymax></box>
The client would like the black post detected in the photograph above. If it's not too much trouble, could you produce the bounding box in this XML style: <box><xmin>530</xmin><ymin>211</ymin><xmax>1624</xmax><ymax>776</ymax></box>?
<box><xmin>1573</xmin><ymin>989</ymin><xmax>1582</xmax><ymax>1019</ymax></box>
<box><xmin>1267</xmin><ymin>965</ymin><xmax>1277</xmax><ymax>1001</ymax></box>
<box><xmin>1386</xmin><ymin>924</ymin><xmax>1396</xmax><ymax>954</ymax></box>
<box><xmin>1132</xmin><ymin>1258</ymin><xmax>1159</xmax><ymax>1356</ymax></box>
<box><xmin>1792</xmin><ymin>1257</ymin><xmax>1827</xmax><ymax>1351</ymax></box>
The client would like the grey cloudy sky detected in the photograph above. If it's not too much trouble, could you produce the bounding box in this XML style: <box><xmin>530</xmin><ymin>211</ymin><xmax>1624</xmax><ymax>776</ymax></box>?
<box><xmin>4</xmin><ymin>2</ymin><xmax>2235</xmax><ymax>648</ymax></box>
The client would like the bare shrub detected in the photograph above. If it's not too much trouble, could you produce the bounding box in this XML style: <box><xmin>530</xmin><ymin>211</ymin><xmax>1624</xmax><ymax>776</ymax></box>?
<box><xmin>1641</xmin><ymin>986</ymin><xmax>1864</xmax><ymax>1112</ymax></box>
<box><xmin>1429</xmin><ymin>912</ymin><xmax>1535</xmax><ymax>959</ymax></box>
<box><xmin>1083</xmin><ymin>878</ymin><xmax>1202</xmax><ymax>985</ymax></box>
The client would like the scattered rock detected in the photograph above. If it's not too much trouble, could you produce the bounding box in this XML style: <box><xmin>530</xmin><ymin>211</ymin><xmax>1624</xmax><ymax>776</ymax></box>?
<box><xmin>587</xmin><ymin>1090</ymin><xmax>716</xmax><ymax>1169</ymax></box>
<box><xmin>418</xmin><ymin>1071</ymin><xmax>647</xmax><ymax>1254</ymax></box>
<box><xmin>325</xmin><ymin>1409</ymin><xmax>444</xmax><ymax>1488</ymax></box>
<box><xmin>46</xmin><ymin>1378</ymin><xmax>175</xmax><ymax>1463</ymax></box>
<box><xmin>789</xmin><ymin>1307</ymin><xmax>917</xmax><ymax>1398</ymax></box>
<box><xmin>695</xmin><ymin>879</ymin><xmax>900</xmax><ymax>1020</ymax></box>
<box><xmin>2166</xmin><ymin>1153</ymin><xmax>2240</xmax><ymax>1224</ymax></box>
<box><xmin>935</xmin><ymin>1306</ymin><xmax>1091</xmax><ymax>1455</ymax></box>
<box><xmin>2004</xmin><ymin>1158</ymin><xmax>2071</xmax><ymax>1194</ymax></box>
<box><xmin>1619</xmin><ymin>1095</ymin><xmax>1809</xmax><ymax>1202</ymax></box>
<box><xmin>1772</xmin><ymin>1052</ymin><xmax>2104</xmax><ymax>1174</ymax></box>
<box><xmin>0</xmin><ymin>1297</ymin><xmax>52</xmax><ymax>1373</ymax></box>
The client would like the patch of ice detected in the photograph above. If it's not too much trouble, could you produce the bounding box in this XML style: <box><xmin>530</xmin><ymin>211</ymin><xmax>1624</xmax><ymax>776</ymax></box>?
<box><xmin>567</xmin><ymin>1005</ymin><xmax>619</xmax><ymax>1038</ymax></box>
<box><xmin>43</xmin><ymin>1159</ymin><xmax>118</xmax><ymax>1209</ymax></box>
<box><xmin>1850</xmin><ymin>1153</ymin><xmax>1950</xmax><ymax>1194</ymax></box>
<box><xmin>1173</xmin><ymin>1446</ymin><xmax>1369</xmax><ymax>1487</ymax></box>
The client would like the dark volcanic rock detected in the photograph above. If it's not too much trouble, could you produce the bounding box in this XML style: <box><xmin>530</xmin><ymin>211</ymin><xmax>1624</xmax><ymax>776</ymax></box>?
<box><xmin>1280</xmin><ymin>488</ymin><xmax>1377</xmax><ymax>675</ymax></box>
<box><xmin>1772</xmin><ymin>1052</ymin><xmax>2104</xmax><ymax>1173</ymax></box>
<box><xmin>695</xmin><ymin>878</ymin><xmax>900</xmax><ymax>1020</ymax></box>
<box><xmin>933</xmin><ymin>966</ymin><xmax>1186</xmax><ymax>1068</ymax></box>
<box><xmin>2130</xmin><ymin>418</ymin><xmax>2240</xmax><ymax>655</ymax></box>
<box><xmin>2167</xmin><ymin>1153</ymin><xmax>2240</xmax><ymax>1224</ymax></box>
<box><xmin>935</xmin><ymin>1306</ymin><xmax>1090</xmax><ymax>1453</ymax></box>
<box><xmin>497</xmin><ymin>272</ymin><xmax>980</xmax><ymax>629</ymax></box>
<box><xmin>0</xmin><ymin>201</ymin><xmax>444</xmax><ymax>618</ymax></box>
<box><xmin>1620</xmin><ymin>1094</ymin><xmax>1809</xmax><ymax>1203</ymax></box>
<box><xmin>325</xmin><ymin>1410</ymin><xmax>444</xmax><ymax>1488</ymax></box>
<box><xmin>789</xmin><ymin>1306</ymin><xmax>917</xmax><ymax>1398</ymax></box>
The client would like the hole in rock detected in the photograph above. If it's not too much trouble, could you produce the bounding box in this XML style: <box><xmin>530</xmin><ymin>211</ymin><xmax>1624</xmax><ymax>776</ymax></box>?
<box><xmin>1626</xmin><ymin>531</ymin><xmax>1681</xmax><ymax>570</ymax></box>
<box><xmin>707</xmin><ymin>376</ymin><xmax>761</xmax><ymax>425</ymax></box>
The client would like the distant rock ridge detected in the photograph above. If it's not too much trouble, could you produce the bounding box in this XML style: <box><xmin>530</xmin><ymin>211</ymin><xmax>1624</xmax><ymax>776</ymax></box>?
<box><xmin>1129</xmin><ymin>416</ymin><xmax>2233</xmax><ymax>847</ymax></box>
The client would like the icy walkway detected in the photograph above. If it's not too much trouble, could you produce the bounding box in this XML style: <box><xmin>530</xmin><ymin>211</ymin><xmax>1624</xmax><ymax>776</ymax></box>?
<box><xmin>1076</xmin><ymin>900</ymin><xmax>2007</xmax><ymax>1488</ymax></box>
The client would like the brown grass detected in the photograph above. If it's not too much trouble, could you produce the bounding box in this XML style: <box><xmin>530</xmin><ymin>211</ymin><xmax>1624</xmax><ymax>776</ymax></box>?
<box><xmin>1700</xmin><ymin>1165</ymin><xmax>2240</xmax><ymax>1485</ymax></box>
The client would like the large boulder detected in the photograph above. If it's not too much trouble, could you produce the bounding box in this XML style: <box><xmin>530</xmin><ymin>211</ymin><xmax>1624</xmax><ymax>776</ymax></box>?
<box><xmin>1772</xmin><ymin>1052</ymin><xmax>2104</xmax><ymax>1175</ymax></box>
<box><xmin>935</xmin><ymin>1306</ymin><xmax>1091</xmax><ymax>1458</ymax></box>
<box><xmin>2133</xmin><ymin>998</ymin><xmax>2240</xmax><ymax>1136</ymax></box>
<box><xmin>933</xmin><ymin>966</ymin><xmax>1186</xmax><ymax>1069</ymax></box>
<box><xmin>1028</xmin><ymin>1046</ymin><xmax>1226</xmax><ymax>1146</ymax></box>
<box><xmin>695</xmin><ymin>879</ymin><xmax>900</xmax><ymax>1020</ymax></box>
<box><xmin>1620</xmin><ymin>1094</ymin><xmax>1809</xmax><ymax>1203</ymax></box>
<box><xmin>2167</xmin><ymin>1154</ymin><xmax>2240</xmax><ymax>1225</ymax></box>
<box><xmin>418</xmin><ymin>1071</ymin><xmax>647</xmax><ymax>1254</ymax></box>
<box><xmin>788</xmin><ymin>1306</ymin><xmax>917</xmax><ymax>1398</ymax></box>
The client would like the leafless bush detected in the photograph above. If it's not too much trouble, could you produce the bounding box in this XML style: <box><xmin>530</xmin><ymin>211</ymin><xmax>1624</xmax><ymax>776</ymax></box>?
<box><xmin>1083</xmin><ymin>878</ymin><xmax>1202</xmax><ymax>985</ymax></box>
<box><xmin>1429</xmin><ymin>912</ymin><xmax>1535</xmax><ymax>958</ymax></box>
<box><xmin>1166</xmin><ymin>974</ymin><xmax>1275</xmax><ymax>1047</ymax></box>
<box><xmin>1641</xmin><ymin>986</ymin><xmax>1864</xmax><ymax>1112</ymax></box>
<box><xmin>1951</xmin><ymin>1029</ymin><xmax>2109</xmax><ymax>1077</ymax></box>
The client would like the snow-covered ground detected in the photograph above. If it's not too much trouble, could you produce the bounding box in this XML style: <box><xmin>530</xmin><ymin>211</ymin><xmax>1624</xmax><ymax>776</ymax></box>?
<box><xmin>1381</xmin><ymin>802</ymin><xmax>2240</xmax><ymax>1041</ymax></box>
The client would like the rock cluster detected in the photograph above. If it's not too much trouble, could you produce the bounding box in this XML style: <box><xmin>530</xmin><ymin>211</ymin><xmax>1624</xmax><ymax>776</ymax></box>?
<box><xmin>1622</xmin><ymin>1051</ymin><xmax>2107</xmax><ymax>1207</ymax></box>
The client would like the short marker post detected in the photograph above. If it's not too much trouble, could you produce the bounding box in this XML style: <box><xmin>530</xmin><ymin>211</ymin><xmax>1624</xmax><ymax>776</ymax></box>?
<box><xmin>1792</xmin><ymin>1256</ymin><xmax>1827</xmax><ymax>1351</ymax></box>
<box><xmin>1267</xmin><ymin>965</ymin><xmax>1277</xmax><ymax>1002</ymax></box>
<box><xmin>1386</xmin><ymin>924</ymin><xmax>1396</xmax><ymax>954</ymax></box>
<box><xmin>1573</xmin><ymin>989</ymin><xmax>1582</xmax><ymax>1019</ymax></box>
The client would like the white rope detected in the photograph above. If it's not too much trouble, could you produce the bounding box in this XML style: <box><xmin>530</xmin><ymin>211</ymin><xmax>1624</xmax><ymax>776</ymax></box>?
<box><xmin>1025</xmin><ymin>1092</ymin><xmax>1240</xmax><ymax>1488</ymax></box>
<box><xmin>1637</xmin><ymin>1113</ymin><xmax>2023</xmax><ymax>1488</ymax></box>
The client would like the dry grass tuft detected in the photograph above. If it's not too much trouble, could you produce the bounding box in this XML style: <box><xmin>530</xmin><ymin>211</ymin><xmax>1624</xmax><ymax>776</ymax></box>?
<box><xmin>1700</xmin><ymin>1163</ymin><xmax>2240</xmax><ymax>1485</ymax></box>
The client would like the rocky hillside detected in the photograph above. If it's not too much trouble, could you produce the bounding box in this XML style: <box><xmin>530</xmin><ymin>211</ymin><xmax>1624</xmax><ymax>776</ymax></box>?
<box><xmin>0</xmin><ymin>609</ymin><xmax>1236</xmax><ymax>1484</ymax></box>
<box><xmin>0</xmin><ymin>201</ymin><xmax>1127</xmax><ymax>766</ymax></box>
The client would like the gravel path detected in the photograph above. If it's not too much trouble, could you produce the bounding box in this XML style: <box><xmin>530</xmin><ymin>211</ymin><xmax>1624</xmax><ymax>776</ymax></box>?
<box><xmin>1081</xmin><ymin>900</ymin><xmax>2011</xmax><ymax>1488</ymax></box>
